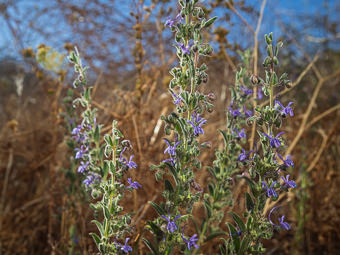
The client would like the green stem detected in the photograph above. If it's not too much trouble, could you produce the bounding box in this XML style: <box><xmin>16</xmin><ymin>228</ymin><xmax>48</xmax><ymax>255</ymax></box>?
<box><xmin>192</xmin><ymin>218</ymin><xmax>210</xmax><ymax>255</ymax></box>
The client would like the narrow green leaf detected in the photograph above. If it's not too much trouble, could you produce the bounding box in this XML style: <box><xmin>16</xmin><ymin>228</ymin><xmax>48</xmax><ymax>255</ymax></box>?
<box><xmin>164</xmin><ymin>179</ymin><xmax>174</xmax><ymax>193</ymax></box>
<box><xmin>149</xmin><ymin>201</ymin><xmax>166</xmax><ymax>216</ymax></box>
<box><xmin>191</xmin><ymin>217</ymin><xmax>200</xmax><ymax>236</ymax></box>
<box><xmin>94</xmin><ymin>126</ymin><xmax>100</xmax><ymax>143</ymax></box>
<box><xmin>207</xmin><ymin>166</ymin><xmax>217</xmax><ymax>179</ymax></box>
<box><xmin>242</xmin><ymin>176</ymin><xmax>257</xmax><ymax>196</ymax></box>
<box><xmin>204</xmin><ymin>231</ymin><xmax>227</xmax><ymax>242</ymax></box>
<box><xmin>103</xmin><ymin>206</ymin><xmax>111</xmax><ymax>220</ymax></box>
<box><xmin>272</xmin><ymin>72</ymin><xmax>278</xmax><ymax>85</ymax></box>
<box><xmin>164</xmin><ymin>162</ymin><xmax>178</xmax><ymax>184</ymax></box>
<box><xmin>89</xmin><ymin>232</ymin><xmax>101</xmax><ymax>248</ymax></box>
<box><xmin>147</xmin><ymin>220</ymin><xmax>164</xmax><ymax>238</ymax></box>
<box><xmin>204</xmin><ymin>200</ymin><xmax>212</xmax><ymax>218</ymax></box>
<box><xmin>227</xmin><ymin>223</ymin><xmax>240</xmax><ymax>252</ymax></box>
<box><xmin>91</xmin><ymin>220</ymin><xmax>104</xmax><ymax>237</ymax></box>
<box><xmin>238</xmin><ymin>236</ymin><xmax>250</xmax><ymax>255</ymax></box>
<box><xmin>229</xmin><ymin>212</ymin><xmax>246</xmax><ymax>232</ymax></box>
<box><xmin>219</xmin><ymin>129</ymin><xmax>228</xmax><ymax>147</ymax></box>
<box><xmin>245</xmin><ymin>192</ymin><xmax>254</xmax><ymax>212</ymax></box>
<box><xmin>142</xmin><ymin>238</ymin><xmax>159</xmax><ymax>255</ymax></box>
<box><xmin>202</xmin><ymin>16</ymin><xmax>217</xmax><ymax>28</ymax></box>
<box><xmin>208</xmin><ymin>183</ymin><xmax>214</xmax><ymax>196</ymax></box>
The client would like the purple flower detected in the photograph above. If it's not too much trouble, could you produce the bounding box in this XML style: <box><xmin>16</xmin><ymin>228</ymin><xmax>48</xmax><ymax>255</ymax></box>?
<box><xmin>187</xmin><ymin>112</ymin><xmax>207</xmax><ymax>136</ymax></box>
<box><xmin>77</xmin><ymin>161</ymin><xmax>89</xmax><ymax>173</ymax></box>
<box><xmin>228</xmin><ymin>105</ymin><xmax>242</xmax><ymax>117</ymax></box>
<box><xmin>126</xmin><ymin>178</ymin><xmax>142</xmax><ymax>189</ymax></box>
<box><xmin>275</xmin><ymin>100</ymin><xmax>294</xmax><ymax>117</ymax></box>
<box><xmin>83</xmin><ymin>173</ymin><xmax>99</xmax><ymax>187</ymax></box>
<box><xmin>268</xmin><ymin>206</ymin><xmax>291</xmax><ymax>230</ymax></box>
<box><xmin>240</xmin><ymin>86</ymin><xmax>253</xmax><ymax>96</ymax></box>
<box><xmin>119</xmin><ymin>147</ymin><xmax>137</xmax><ymax>169</ymax></box>
<box><xmin>75</xmin><ymin>145</ymin><xmax>88</xmax><ymax>159</ymax></box>
<box><xmin>243</xmin><ymin>105</ymin><xmax>253</xmax><ymax>117</ymax></box>
<box><xmin>161</xmin><ymin>214</ymin><xmax>181</xmax><ymax>233</ymax></box>
<box><xmin>262</xmin><ymin>131</ymin><xmax>284</xmax><ymax>148</ymax></box>
<box><xmin>278</xmin><ymin>215</ymin><xmax>291</xmax><ymax>230</ymax></box>
<box><xmin>72</xmin><ymin>124</ymin><xmax>86</xmax><ymax>142</ymax></box>
<box><xmin>262</xmin><ymin>181</ymin><xmax>278</xmax><ymax>198</ymax></box>
<box><xmin>170</xmin><ymin>90</ymin><xmax>183</xmax><ymax>105</ymax></box>
<box><xmin>115</xmin><ymin>238</ymin><xmax>132</xmax><ymax>253</ymax></box>
<box><xmin>164</xmin><ymin>139</ymin><xmax>181</xmax><ymax>156</ymax></box>
<box><xmin>178</xmin><ymin>42</ymin><xmax>192</xmax><ymax>55</ymax></box>
<box><xmin>281</xmin><ymin>175</ymin><xmax>297</xmax><ymax>188</ymax></box>
<box><xmin>165</xmin><ymin>13</ymin><xmax>182</xmax><ymax>28</ymax></box>
<box><xmin>182</xmin><ymin>234</ymin><xmax>199</xmax><ymax>250</ymax></box>
<box><xmin>162</xmin><ymin>158</ymin><xmax>175</xmax><ymax>165</ymax></box>
<box><xmin>237</xmin><ymin>148</ymin><xmax>253</xmax><ymax>162</ymax></box>
<box><xmin>230</xmin><ymin>229</ymin><xmax>243</xmax><ymax>237</ymax></box>
<box><xmin>232</xmin><ymin>128</ymin><xmax>246</xmax><ymax>140</ymax></box>
<box><xmin>257</xmin><ymin>87</ymin><xmax>263</xmax><ymax>100</ymax></box>
<box><xmin>277</xmin><ymin>153</ymin><xmax>294</xmax><ymax>168</ymax></box>
<box><xmin>71</xmin><ymin>124</ymin><xmax>82</xmax><ymax>136</ymax></box>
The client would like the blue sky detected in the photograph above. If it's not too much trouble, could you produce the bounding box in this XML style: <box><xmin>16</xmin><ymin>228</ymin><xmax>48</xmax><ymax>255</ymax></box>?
<box><xmin>0</xmin><ymin>0</ymin><xmax>338</xmax><ymax>63</ymax></box>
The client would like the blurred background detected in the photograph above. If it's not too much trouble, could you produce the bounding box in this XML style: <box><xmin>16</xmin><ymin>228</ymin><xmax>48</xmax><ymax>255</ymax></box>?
<box><xmin>0</xmin><ymin>0</ymin><xmax>339</xmax><ymax>254</ymax></box>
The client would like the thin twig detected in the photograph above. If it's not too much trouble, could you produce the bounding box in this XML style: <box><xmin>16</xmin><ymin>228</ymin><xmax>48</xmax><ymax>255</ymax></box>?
<box><xmin>306</xmin><ymin>104</ymin><xmax>340</xmax><ymax>129</ymax></box>
<box><xmin>306</xmin><ymin>126</ymin><xmax>336</xmax><ymax>173</ymax></box>
<box><xmin>250</xmin><ymin>0</ymin><xmax>266</xmax><ymax>151</ymax></box>
<box><xmin>226</xmin><ymin>1</ymin><xmax>255</xmax><ymax>36</ymax></box>
<box><xmin>286</xmin><ymin>68</ymin><xmax>340</xmax><ymax>156</ymax></box>
<box><xmin>91</xmin><ymin>70</ymin><xmax>103</xmax><ymax>99</ymax></box>
<box><xmin>0</xmin><ymin>148</ymin><xmax>13</xmax><ymax>231</ymax></box>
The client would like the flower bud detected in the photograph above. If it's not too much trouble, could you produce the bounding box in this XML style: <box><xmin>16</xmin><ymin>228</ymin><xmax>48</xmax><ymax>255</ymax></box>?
<box><xmin>250</xmin><ymin>74</ymin><xmax>259</xmax><ymax>85</ymax></box>
<box><xmin>206</xmin><ymin>47</ymin><xmax>213</xmax><ymax>56</ymax></box>
<box><xmin>285</xmin><ymin>81</ymin><xmax>292</xmax><ymax>89</ymax></box>
<box><xmin>207</xmin><ymin>93</ymin><xmax>216</xmax><ymax>101</ymax></box>
<box><xmin>192</xmin><ymin>45</ymin><xmax>198</xmax><ymax>53</ymax></box>
<box><xmin>207</xmin><ymin>105</ymin><xmax>214</xmax><ymax>113</ymax></box>
<box><xmin>246</xmin><ymin>118</ymin><xmax>255</xmax><ymax>126</ymax></box>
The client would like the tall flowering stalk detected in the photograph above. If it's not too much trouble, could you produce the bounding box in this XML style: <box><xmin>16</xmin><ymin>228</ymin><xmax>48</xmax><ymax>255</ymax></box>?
<box><xmin>216</xmin><ymin>33</ymin><xmax>297</xmax><ymax>254</ymax></box>
<box><xmin>68</xmin><ymin>48</ymin><xmax>140</xmax><ymax>254</ymax></box>
<box><xmin>190</xmin><ymin>50</ymin><xmax>256</xmax><ymax>254</ymax></box>
<box><xmin>144</xmin><ymin>0</ymin><xmax>217</xmax><ymax>253</ymax></box>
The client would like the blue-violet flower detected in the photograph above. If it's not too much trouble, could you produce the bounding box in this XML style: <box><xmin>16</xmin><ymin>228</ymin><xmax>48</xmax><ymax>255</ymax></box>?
<box><xmin>240</xmin><ymin>85</ymin><xmax>253</xmax><ymax>95</ymax></box>
<box><xmin>277</xmin><ymin>153</ymin><xmax>294</xmax><ymax>168</ymax></box>
<box><xmin>163</xmin><ymin>139</ymin><xmax>181</xmax><ymax>156</ymax></box>
<box><xmin>262</xmin><ymin>181</ymin><xmax>278</xmax><ymax>198</ymax></box>
<box><xmin>75</xmin><ymin>145</ymin><xmax>88</xmax><ymax>159</ymax></box>
<box><xmin>126</xmin><ymin>178</ymin><xmax>142</xmax><ymax>189</ymax></box>
<box><xmin>268</xmin><ymin>206</ymin><xmax>291</xmax><ymax>230</ymax></box>
<box><xmin>161</xmin><ymin>214</ymin><xmax>181</xmax><ymax>233</ymax></box>
<box><xmin>281</xmin><ymin>174</ymin><xmax>297</xmax><ymax>188</ymax></box>
<box><xmin>232</xmin><ymin>128</ymin><xmax>246</xmax><ymax>140</ymax></box>
<box><xmin>115</xmin><ymin>238</ymin><xmax>132</xmax><ymax>253</ymax></box>
<box><xmin>77</xmin><ymin>161</ymin><xmax>89</xmax><ymax>173</ymax></box>
<box><xmin>182</xmin><ymin>234</ymin><xmax>199</xmax><ymax>250</ymax></box>
<box><xmin>165</xmin><ymin>13</ymin><xmax>182</xmax><ymax>28</ymax></box>
<box><xmin>187</xmin><ymin>112</ymin><xmax>207</xmax><ymax>136</ymax></box>
<box><xmin>237</xmin><ymin>148</ymin><xmax>253</xmax><ymax>162</ymax></box>
<box><xmin>119</xmin><ymin>147</ymin><xmax>137</xmax><ymax>169</ymax></box>
<box><xmin>243</xmin><ymin>105</ymin><xmax>253</xmax><ymax>117</ymax></box>
<box><xmin>275</xmin><ymin>100</ymin><xmax>294</xmax><ymax>117</ymax></box>
<box><xmin>262</xmin><ymin>131</ymin><xmax>284</xmax><ymax>148</ymax></box>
